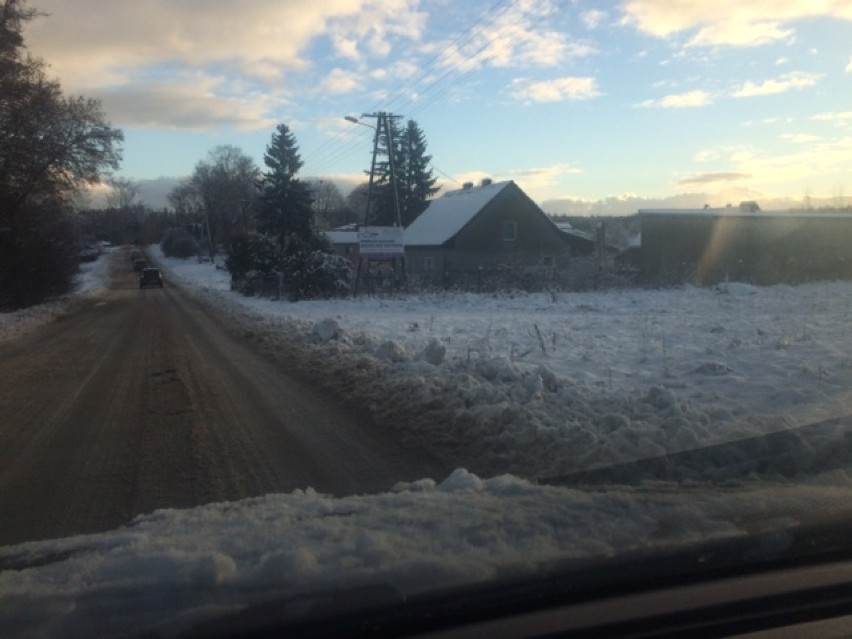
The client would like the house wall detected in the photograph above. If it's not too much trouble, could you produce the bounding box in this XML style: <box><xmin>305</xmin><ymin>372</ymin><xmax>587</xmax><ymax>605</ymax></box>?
<box><xmin>406</xmin><ymin>185</ymin><xmax>569</xmax><ymax>274</ymax></box>
<box><xmin>640</xmin><ymin>213</ymin><xmax>852</xmax><ymax>285</ymax></box>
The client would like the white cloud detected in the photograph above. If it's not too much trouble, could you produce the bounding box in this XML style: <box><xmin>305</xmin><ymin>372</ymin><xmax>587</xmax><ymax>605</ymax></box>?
<box><xmin>687</xmin><ymin>20</ymin><xmax>793</xmax><ymax>47</ymax></box>
<box><xmin>509</xmin><ymin>77</ymin><xmax>601</xmax><ymax>103</ymax></box>
<box><xmin>732</xmin><ymin>136</ymin><xmax>852</xmax><ymax>186</ymax></box>
<box><xmin>731</xmin><ymin>72</ymin><xmax>820</xmax><ymax>97</ymax></box>
<box><xmin>694</xmin><ymin>149</ymin><xmax>720</xmax><ymax>162</ymax></box>
<box><xmin>434</xmin><ymin>1</ymin><xmax>593</xmax><ymax>72</ymax></box>
<box><xmin>811</xmin><ymin>111</ymin><xmax>852</xmax><ymax>128</ymax></box>
<box><xmin>23</xmin><ymin>0</ymin><xmax>425</xmax><ymax>129</ymax></box>
<box><xmin>811</xmin><ymin>111</ymin><xmax>852</xmax><ymax>122</ymax></box>
<box><xmin>620</xmin><ymin>1</ymin><xmax>852</xmax><ymax>47</ymax></box>
<box><xmin>637</xmin><ymin>90</ymin><xmax>713</xmax><ymax>108</ymax></box>
<box><xmin>321</xmin><ymin>68</ymin><xmax>362</xmax><ymax>94</ymax></box>
<box><xmin>684</xmin><ymin>136</ymin><xmax>852</xmax><ymax>194</ymax></box>
<box><xmin>781</xmin><ymin>133</ymin><xmax>822</xmax><ymax>144</ymax></box>
<box><xmin>581</xmin><ymin>10</ymin><xmax>607</xmax><ymax>30</ymax></box>
<box><xmin>99</xmin><ymin>73</ymin><xmax>278</xmax><ymax>131</ymax></box>
<box><xmin>509</xmin><ymin>164</ymin><xmax>585</xmax><ymax>199</ymax></box>
<box><xmin>327</xmin><ymin>0</ymin><xmax>426</xmax><ymax>61</ymax></box>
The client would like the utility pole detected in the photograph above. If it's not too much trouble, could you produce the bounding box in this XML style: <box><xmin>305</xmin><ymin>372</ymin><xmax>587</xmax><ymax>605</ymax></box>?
<box><xmin>348</xmin><ymin>111</ymin><xmax>406</xmax><ymax>295</ymax></box>
<box><xmin>359</xmin><ymin>112</ymin><xmax>403</xmax><ymax>228</ymax></box>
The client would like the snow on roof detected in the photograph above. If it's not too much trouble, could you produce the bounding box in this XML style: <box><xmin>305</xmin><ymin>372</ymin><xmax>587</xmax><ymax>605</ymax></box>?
<box><xmin>405</xmin><ymin>180</ymin><xmax>512</xmax><ymax>246</ymax></box>
<box><xmin>558</xmin><ymin>226</ymin><xmax>594</xmax><ymax>242</ymax></box>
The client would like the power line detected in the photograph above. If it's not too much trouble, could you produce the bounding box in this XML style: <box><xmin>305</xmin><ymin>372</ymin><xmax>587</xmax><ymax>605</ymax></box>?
<box><xmin>305</xmin><ymin>0</ymin><xmax>564</xmax><ymax>181</ymax></box>
<box><xmin>303</xmin><ymin>1</ymin><xmax>518</xmax><ymax>177</ymax></box>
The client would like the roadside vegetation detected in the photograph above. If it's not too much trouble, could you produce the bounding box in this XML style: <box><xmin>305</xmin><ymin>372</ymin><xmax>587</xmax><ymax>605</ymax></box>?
<box><xmin>0</xmin><ymin>0</ymin><xmax>122</xmax><ymax>309</ymax></box>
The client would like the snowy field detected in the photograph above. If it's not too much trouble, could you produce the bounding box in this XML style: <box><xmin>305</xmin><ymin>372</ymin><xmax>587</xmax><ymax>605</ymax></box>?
<box><xmin>3</xmin><ymin>246</ymin><xmax>852</xmax><ymax>638</ymax></box>
<box><xmin>152</xmin><ymin>246</ymin><xmax>852</xmax><ymax>479</ymax></box>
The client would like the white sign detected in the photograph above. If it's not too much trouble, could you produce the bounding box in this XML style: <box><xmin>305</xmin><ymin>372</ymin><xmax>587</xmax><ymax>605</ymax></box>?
<box><xmin>358</xmin><ymin>226</ymin><xmax>404</xmax><ymax>259</ymax></box>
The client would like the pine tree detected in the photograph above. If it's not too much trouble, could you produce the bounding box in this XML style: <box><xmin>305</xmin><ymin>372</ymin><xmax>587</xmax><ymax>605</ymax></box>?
<box><xmin>365</xmin><ymin>118</ymin><xmax>437</xmax><ymax>227</ymax></box>
<box><xmin>400</xmin><ymin>119</ymin><xmax>438</xmax><ymax>226</ymax></box>
<box><xmin>257</xmin><ymin>123</ymin><xmax>314</xmax><ymax>247</ymax></box>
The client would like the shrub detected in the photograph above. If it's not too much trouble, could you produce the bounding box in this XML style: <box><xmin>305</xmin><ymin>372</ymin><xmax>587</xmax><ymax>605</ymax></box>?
<box><xmin>280</xmin><ymin>233</ymin><xmax>352</xmax><ymax>300</ymax></box>
<box><xmin>225</xmin><ymin>233</ymin><xmax>279</xmax><ymax>295</ymax></box>
<box><xmin>160</xmin><ymin>227</ymin><xmax>198</xmax><ymax>258</ymax></box>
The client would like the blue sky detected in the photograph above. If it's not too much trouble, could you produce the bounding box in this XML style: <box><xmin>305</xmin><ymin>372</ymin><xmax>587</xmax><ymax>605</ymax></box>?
<box><xmin>24</xmin><ymin>0</ymin><xmax>852</xmax><ymax>212</ymax></box>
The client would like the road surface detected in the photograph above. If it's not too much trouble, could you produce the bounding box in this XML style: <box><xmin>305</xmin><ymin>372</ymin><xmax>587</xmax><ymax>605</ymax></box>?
<box><xmin>0</xmin><ymin>250</ymin><xmax>449</xmax><ymax>546</ymax></box>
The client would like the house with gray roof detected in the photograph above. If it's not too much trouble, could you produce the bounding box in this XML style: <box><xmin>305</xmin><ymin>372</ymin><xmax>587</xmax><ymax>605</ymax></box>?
<box><xmin>404</xmin><ymin>179</ymin><xmax>571</xmax><ymax>288</ymax></box>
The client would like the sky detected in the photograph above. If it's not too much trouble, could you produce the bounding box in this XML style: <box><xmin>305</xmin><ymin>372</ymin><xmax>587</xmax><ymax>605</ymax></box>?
<box><xmin>22</xmin><ymin>0</ymin><xmax>852</xmax><ymax>213</ymax></box>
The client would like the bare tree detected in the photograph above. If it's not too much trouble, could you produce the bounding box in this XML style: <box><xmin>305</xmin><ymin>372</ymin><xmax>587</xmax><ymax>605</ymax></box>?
<box><xmin>106</xmin><ymin>177</ymin><xmax>139</xmax><ymax>209</ymax></box>
<box><xmin>191</xmin><ymin>145</ymin><xmax>259</xmax><ymax>257</ymax></box>
<box><xmin>307</xmin><ymin>179</ymin><xmax>348</xmax><ymax>229</ymax></box>
<box><xmin>0</xmin><ymin>0</ymin><xmax>123</xmax><ymax>308</ymax></box>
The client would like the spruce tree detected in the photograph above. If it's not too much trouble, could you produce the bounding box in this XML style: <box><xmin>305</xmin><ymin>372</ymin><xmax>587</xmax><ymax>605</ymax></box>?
<box><xmin>401</xmin><ymin>119</ymin><xmax>438</xmax><ymax>226</ymax></box>
<box><xmin>257</xmin><ymin>123</ymin><xmax>314</xmax><ymax>247</ymax></box>
<box><xmin>365</xmin><ymin>118</ymin><xmax>437</xmax><ymax>227</ymax></box>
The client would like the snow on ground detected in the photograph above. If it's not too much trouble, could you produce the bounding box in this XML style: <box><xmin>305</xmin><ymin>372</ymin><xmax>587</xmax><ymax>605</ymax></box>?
<box><xmin>3</xmin><ymin>470</ymin><xmax>852</xmax><ymax>639</ymax></box>
<box><xmin>153</xmin><ymin>246</ymin><xmax>852</xmax><ymax>479</ymax></box>
<box><xmin>3</xmin><ymin>246</ymin><xmax>852</xmax><ymax>638</ymax></box>
<box><xmin>0</xmin><ymin>247</ymin><xmax>115</xmax><ymax>343</ymax></box>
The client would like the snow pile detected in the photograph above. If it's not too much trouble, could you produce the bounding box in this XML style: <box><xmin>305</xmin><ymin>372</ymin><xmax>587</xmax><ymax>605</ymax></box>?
<box><xmin>153</xmin><ymin>247</ymin><xmax>852</xmax><ymax>479</ymax></box>
<box><xmin>0</xmin><ymin>248</ymin><xmax>114</xmax><ymax>342</ymax></box>
<box><xmin>3</xmin><ymin>469</ymin><xmax>852</xmax><ymax>639</ymax></box>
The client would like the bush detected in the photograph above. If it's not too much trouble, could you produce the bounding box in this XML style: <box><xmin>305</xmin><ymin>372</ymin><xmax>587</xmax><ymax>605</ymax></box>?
<box><xmin>161</xmin><ymin>227</ymin><xmax>198</xmax><ymax>258</ymax></box>
<box><xmin>225</xmin><ymin>233</ymin><xmax>280</xmax><ymax>296</ymax></box>
<box><xmin>280</xmin><ymin>233</ymin><xmax>352</xmax><ymax>300</ymax></box>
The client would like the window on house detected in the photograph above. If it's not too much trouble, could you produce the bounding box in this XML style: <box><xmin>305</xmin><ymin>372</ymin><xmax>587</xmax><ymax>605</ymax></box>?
<box><xmin>424</xmin><ymin>256</ymin><xmax>434</xmax><ymax>272</ymax></box>
<box><xmin>502</xmin><ymin>221</ymin><xmax>517</xmax><ymax>242</ymax></box>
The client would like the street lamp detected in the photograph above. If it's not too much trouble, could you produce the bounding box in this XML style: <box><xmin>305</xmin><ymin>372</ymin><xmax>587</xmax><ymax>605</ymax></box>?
<box><xmin>344</xmin><ymin>115</ymin><xmax>374</xmax><ymax>129</ymax></box>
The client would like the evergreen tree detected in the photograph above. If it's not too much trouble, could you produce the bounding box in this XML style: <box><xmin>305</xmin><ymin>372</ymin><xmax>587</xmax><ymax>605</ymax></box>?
<box><xmin>400</xmin><ymin>119</ymin><xmax>438</xmax><ymax>226</ymax></box>
<box><xmin>257</xmin><ymin>123</ymin><xmax>313</xmax><ymax>247</ymax></box>
<box><xmin>364</xmin><ymin>118</ymin><xmax>437</xmax><ymax>227</ymax></box>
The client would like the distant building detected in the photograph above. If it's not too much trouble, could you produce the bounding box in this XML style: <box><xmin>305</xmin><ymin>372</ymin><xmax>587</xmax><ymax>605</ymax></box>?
<box><xmin>639</xmin><ymin>204</ymin><xmax>852</xmax><ymax>285</ymax></box>
<box><xmin>555</xmin><ymin>222</ymin><xmax>596</xmax><ymax>255</ymax></box>
<box><xmin>404</xmin><ymin>179</ymin><xmax>571</xmax><ymax>288</ymax></box>
<box><xmin>324</xmin><ymin>224</ymin><xmax>359</xmax><ymax>262</ymax></box>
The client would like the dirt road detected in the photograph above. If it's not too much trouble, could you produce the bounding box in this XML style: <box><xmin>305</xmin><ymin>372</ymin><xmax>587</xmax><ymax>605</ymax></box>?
<box><xmin>0</xmin><ymin>251</ymin><xmax>448</xmax><ymax>546</ymax></box>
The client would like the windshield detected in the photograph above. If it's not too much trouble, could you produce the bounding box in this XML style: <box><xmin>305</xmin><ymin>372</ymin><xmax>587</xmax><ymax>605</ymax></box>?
<box><xmin>2</xmin><ymin>1</ymin><xmax>851</xmax><ymax>637</ymax></box>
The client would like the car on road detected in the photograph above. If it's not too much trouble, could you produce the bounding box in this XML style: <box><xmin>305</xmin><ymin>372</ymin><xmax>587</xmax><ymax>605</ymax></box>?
<box><xmin>139</xmin><ymin>267</ymin><xmax>163</xmax><ymax>288</ymax></box>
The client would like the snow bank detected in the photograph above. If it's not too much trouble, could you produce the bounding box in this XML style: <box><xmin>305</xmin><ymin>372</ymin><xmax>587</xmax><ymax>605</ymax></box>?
<box><xmin>3</xmin><ymin>469</ymin><xmax>852</xmax><ymax>639</ymax></box>
<box><xmin>0</xmin><ymin>247</ymin><xmax>114</xmax><ymax>343</ymax></box>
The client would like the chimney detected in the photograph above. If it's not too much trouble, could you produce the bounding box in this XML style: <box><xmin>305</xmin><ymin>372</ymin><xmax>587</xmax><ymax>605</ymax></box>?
<box><xmin>481</xmin><ymin>177</ymin><xmax>493</xmax><ymax>187</ymax></box>
<box><xmin>462</xmin><ymin>182</ymin><xmax>473</xmax><ymax>190</ymax></box>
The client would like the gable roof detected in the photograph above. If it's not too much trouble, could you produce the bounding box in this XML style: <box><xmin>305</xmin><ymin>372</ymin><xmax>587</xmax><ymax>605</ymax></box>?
<box><xmin>404</xmin><ymin>180</ymin><xmax>513</xmax><ymax>246</ymax></box>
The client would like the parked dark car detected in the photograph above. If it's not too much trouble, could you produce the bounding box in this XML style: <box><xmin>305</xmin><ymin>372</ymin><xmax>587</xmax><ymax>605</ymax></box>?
<box><xmin>139</xmin><ymin>268</ymin><xmax>163</xmax><ymax>288</ymax></box>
